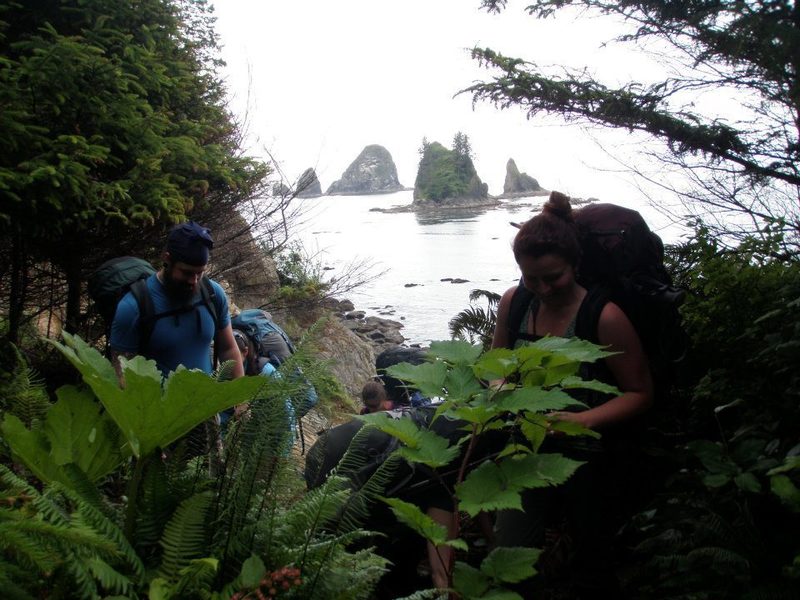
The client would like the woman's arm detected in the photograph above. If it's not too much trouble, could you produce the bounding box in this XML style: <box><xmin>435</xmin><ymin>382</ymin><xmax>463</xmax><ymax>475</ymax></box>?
<box><xmin>554</xmin><ymin>302</ymin><xmax>653</xmax><ymax>430</ymax></box>
<box><xmin>490</xmin><ymin>286</ymin><xmax>519</xmax><ymax>350</ymax></box>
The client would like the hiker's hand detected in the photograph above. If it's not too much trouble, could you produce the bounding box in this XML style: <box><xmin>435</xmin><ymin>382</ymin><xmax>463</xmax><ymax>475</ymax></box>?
<box><xmin>233</xmin><ymin>403</ymin><xmax>249</xmax><ymax>419</ymax></box>
<box><xmin>546</xmin><ymin>411</ymin><xmax>590</xmax><ymax>436</ymax></box>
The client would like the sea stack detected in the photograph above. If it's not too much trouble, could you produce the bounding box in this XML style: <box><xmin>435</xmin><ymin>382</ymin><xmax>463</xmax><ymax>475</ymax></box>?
<box><xmin>326</xmin><ymin>145</ymin><xmax>404</xmax><ymax>195</ymax></box>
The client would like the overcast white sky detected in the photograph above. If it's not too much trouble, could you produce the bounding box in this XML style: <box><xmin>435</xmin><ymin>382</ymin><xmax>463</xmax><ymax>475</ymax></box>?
<box><xmin>212</xmin><ymin>0</ymin><xmax>675</xmax><ymax>206</ymax></box>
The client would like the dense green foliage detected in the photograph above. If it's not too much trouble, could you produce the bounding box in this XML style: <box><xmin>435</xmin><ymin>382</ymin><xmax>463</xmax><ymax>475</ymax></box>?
<box><xmin>623</xmin><ymin>231</ymin><xmax>800</xmax><ymax>598</ymax></box>
<box><xmin>0</xmin><ymin>0</ymin><xmax>269</xmax><ymax>339</ymax></box>
<box><xmin>470</xmin><ymin>0</ymin><xmax>800</xmax><ymax>249</ymax></box>
<box><xmin>0</xmin><ymin>334</ymin><xmax>385</xmax><ymax>599</ymax></box>
<box><xmin>413</xmin><ymin>133</ymin><xmax>489</xmax><ymax>204</ymax></box>
<box><xmin>360</xmin><ymin>338</ymin><xmax>615</xmax><ymax>597</ymax></box>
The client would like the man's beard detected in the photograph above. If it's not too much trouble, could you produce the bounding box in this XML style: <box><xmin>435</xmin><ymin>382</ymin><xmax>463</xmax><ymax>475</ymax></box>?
<box><xmin>162</xmin><ymin>269</ymin><xmax>196</xmax><ymax>304</ymax></box>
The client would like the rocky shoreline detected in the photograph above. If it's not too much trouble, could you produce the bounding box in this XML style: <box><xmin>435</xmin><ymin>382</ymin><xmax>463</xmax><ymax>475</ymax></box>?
<box><xmin>322</xmin><ymin>297</ymin><xmax>410</xmax><ymax>355</ymax></box>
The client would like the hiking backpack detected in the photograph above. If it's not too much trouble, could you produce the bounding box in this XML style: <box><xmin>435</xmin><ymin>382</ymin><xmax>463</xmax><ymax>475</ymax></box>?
<box><xmin>230</xmin><ymin>309</ymin><xmax>318</xmax><ymax>416</ymax></box>
<box><xmin>230</xmin><ymin>309</ymin><xmax>296</xmax><ymax>366</ymax></box>
<box><xmin>88</xmin><ymin>256</ymin><xmax>219</xmax><ymax>353</ymax></box>
<box><xmin>508</xmin><ymin>203</ymin><xmax>687</xmax><ymax>386</ymax></box>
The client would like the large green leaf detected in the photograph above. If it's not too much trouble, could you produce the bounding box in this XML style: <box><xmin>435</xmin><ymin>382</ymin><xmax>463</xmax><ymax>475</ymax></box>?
<box><xmin>494</xmin><ymin>387</ymin><xmax>585</xmax><ymax>415</ymax></box>
<box><xmin>386</xmin><ymin>361</ymin><xmax>448</xmax><ymax>398</ymax></box>
<box><xmin>687</xmin><ymin>440</ymin><xmax>739</xmax><ymax>476</ymax></box>
<box><xmin>548</xmin><ymin>419</ymin><xmax>602</xmax><ymax>439</ymax></box>
<box><xmin>2</xmin><ymin>384</ymin><xmax>129</xmax><ymax>485</ymax></box>
<box><xmin>456</xmin><ymin>453</ymin><xmax>584</xmax><ymax>516</ymax></box>
<box><xmin>530</xmin><ymin>336</ymin><xmax>617</xmax><ymax>362</ymax></box>
<box><xmin>1</xmin><ymin>414</ymin><xmax>61</xmax><ymax>484</ymax></box>
<box><xmin>560</xmin><ymin>375</ymin><xmax>619</xmax><ymax>395</ymax></box>
<box><xmin>51</xmin><ymin>333</ymin><xmax>267</xmax><ymax>458</ymax></box>
<box><xmin>396</xmin><ymin>428</ymin><xmax>462</xmax><ymax>468</ymax></box>
<box><xmin>358</xmin><ymin>413</ymin><xmax>424</xmax><ymax>446</ymax></box>
<box><xmin>473</xmin><ymin>348</ymin><xmax>518</xmax><ymax>381</ymax></box>
<box><xmin>456</xmin><ymin>461</ymin><xmax>525</xmax><ymax>516</ymax></box>
<box><xmin>444</xmin><ymin>365</ymin><xmax>485</xmax><ymax>401</ymax></box>
<box><xmin>542</xmin><ymin>361</ymin><xmax>581</xmax><ymax>387</ymax></box>
<box><xmin>359</xmin><ymin>413</ymin><xmax>460</xmax><ymax>467</ymax></box>
<box><xmin>429</xmin><ymin>340</ymin><xmax>483</xmax><ymax>366</ymax></box>
<box><xmin>480</xmin><ymin>546</ymin><xmax>540</xmax><ymax>583</ymax></box>
<box><xmin>44</xmin><ymin>385</ymin><xmax>129</xmax><ymax>478</ymax></box>
<box><xmin>501</xmin><ymin>454</ymin><xmax>585</xmax><ymax>488</ymax></box>
<box><xmin>453</xmin><ymin>562</ymin><xmax>490</xmax><ymax>598</ymax></box>
<box><xmin>445</xmin><ymin>403</ymin><xmax>498</xmax><ymax>427</ymax></box>
<box><xmin>383</xmin><ymin>497</ymin><xmax>466</xmax><ymax>550</ymax></box>
<box><xmin>239</xmin><ymin>555</ymin><xmax>266</xmax><ymax>588</ymax></box>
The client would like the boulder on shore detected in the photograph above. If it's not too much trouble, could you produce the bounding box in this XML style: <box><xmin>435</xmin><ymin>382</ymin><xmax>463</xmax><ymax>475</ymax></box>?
<box><xmin>326</xmin><ymin>145</ymin><xmax>404</xmax><ymax>195</ymax></box>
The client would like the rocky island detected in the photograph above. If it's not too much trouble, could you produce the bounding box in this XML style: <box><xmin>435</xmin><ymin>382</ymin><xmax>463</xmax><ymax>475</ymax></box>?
<box><xmin>413</xmin><ymin>133</ymin><xmax>494</xmax><ymax>208</ymax></box>
<box><xmin>271</xmin><ymin>168</ymin><xmax>322</xmax><ymax>198</ymax></box>
<box><xmin>497</xmin><ymin>158</ymin><xmax>547</xmax><ymax>199</ymax></box>
<box><xmin>296</xmin><ymin>168</ymin><xmax>322</xmax><ymax>197</ymax></box>
<box><xmin>326</xmin><ymin>144</ymin><xmax>405</xmax><ymax>195</ymax></box>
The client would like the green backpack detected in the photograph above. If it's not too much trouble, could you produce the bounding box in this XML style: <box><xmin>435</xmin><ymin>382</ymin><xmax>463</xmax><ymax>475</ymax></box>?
<box><xmin>88</xmin><ymin>256</ymin><xmax>218</xmax><ymax>352</ymax></box>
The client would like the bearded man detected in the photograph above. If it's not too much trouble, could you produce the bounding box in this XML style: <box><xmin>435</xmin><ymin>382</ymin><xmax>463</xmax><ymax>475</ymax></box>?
<box><xmin>110</xmin><ymin>221</ymin><xmax>244</xmax><ymax>381</ymax></box>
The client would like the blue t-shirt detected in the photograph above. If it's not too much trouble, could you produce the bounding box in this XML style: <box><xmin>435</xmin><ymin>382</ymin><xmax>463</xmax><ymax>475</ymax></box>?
<box><xmin>109</xmin><ymin>273</ymin><xmax>230</xmax><ymax>375</ymax></box>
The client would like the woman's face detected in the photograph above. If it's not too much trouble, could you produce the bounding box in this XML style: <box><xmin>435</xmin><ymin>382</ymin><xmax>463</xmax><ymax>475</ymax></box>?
<box><xmin>517</xmin><ymin>253</ymin><xmax>577</xmax><ymax>305</ymax></box>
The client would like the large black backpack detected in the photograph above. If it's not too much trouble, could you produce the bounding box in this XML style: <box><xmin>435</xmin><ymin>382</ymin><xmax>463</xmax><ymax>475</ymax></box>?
<box><xmin>88</xmin><ymin>256</ymin><xmax>219</xmax><ymax>353</ymax></box>
<box><xmin>508</xmin><ymin>203</ymin><xmax>687</xmax><ymax>386</ymax></box>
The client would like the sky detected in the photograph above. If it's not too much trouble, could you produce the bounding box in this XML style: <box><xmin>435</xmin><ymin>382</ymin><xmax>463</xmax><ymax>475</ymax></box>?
<box><xmin>211</xmin><ymin>0</ymin><xmax>683</xmax><ymax>227</ymax></box>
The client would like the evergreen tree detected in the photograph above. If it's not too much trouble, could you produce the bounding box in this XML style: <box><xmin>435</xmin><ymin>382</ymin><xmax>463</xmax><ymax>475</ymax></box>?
<box><xmin>470</xmin><ymin>0</ymin><xmax>800</xmax><ymax>250</ymax></box>
<box><xmin>0</xmin><ymin>0</ymin><xmax>269</xmax><ymax>340</ymax></box>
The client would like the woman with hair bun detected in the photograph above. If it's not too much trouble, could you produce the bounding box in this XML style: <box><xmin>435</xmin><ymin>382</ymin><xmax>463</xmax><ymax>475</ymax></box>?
<box><xmin>490</xmin><ymin>191</ymin><xmax>653</xmax><ymax>595</ymax></box>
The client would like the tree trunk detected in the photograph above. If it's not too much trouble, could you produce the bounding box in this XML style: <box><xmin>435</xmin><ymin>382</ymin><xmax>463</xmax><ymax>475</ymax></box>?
<box><xmin>7</xmin><ymin>230</ymin><xmax>26</xmax><ymax>344</ymax></box>
<box><xmin>63</xmin><ymin>253</ymin><xmax>83</xmax><ymax>334</ymax></box>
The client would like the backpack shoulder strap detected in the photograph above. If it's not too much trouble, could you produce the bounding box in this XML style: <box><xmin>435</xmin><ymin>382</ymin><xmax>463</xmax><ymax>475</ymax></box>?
<box><xmin>506</xmin><ymin>285</ymin><xmax>534</xmax><ymax>349</ymax></box>
<box><xmin>199</xmin><ymin>277</ymin><xmax>220</xmax><ymax>330</ymax></box>
<box><xmin>574</xmin><ymin>285</ymin><xmax>610</xmax><ymax>345</ymax></box>
<box><xmin>130</xmin><ymin>278</ymin><xmax>156</xmax><ymax>352</ymax></box>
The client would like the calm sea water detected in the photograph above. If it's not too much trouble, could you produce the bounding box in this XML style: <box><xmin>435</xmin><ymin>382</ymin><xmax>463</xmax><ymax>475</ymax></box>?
<box><xmin>295</xmin><ymin>190</ymin><xmax>683</xmax><ymax>346</ymax></box>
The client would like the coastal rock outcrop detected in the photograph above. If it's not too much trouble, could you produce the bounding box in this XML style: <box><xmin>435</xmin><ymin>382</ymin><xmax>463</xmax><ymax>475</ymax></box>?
<box><xmin>499</xmin><ymin>158</ymin><xmax>546</xmax><ymax>198</ymax></box>
<box><xmin>413</xmin><ymin>135</ymin><xmax>492</xmax><ymax>207</ymax></box>
<box><xmin>207</xmin><ymin>211</ymin><xmax>280</xmax><ymax>311</ymax></box>
<box><xmin>296</xmin><ymin>168</ymin><xmax>322</xmax><ymax>197</ymax></box>
<box><xmin>326</xmin><ymin>145</ymin><xmax>404</xmax><ymax>195</ymax></box>
<box><xmin>323</xmin><ymin>298</ymin><xmax>406</xmax><ymax>355</ymax></box>
<box><xmin>312</xmin><ymin>317</ymin><xmax>377</xmax><ymax>398</ymax></box>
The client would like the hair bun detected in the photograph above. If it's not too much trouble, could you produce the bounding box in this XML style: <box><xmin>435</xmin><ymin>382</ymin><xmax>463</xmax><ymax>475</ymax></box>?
<box><xmin>542</xmin><ymin>191</ymin><xmax>574</xmax><ymax>222</ymax></box>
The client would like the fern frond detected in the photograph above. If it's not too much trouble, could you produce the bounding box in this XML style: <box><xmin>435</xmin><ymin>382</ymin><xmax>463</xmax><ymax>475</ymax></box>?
<box><xmin>302</xmin><ymin>544</ymin><xmax>387</xmax><ymax>600</ymax></box>
<box><xmin>0</xmin><ymin>519</ymin><xmax>61</xmax><ymax>573</ymax></box>
<box><xmin>158</xmin><ymin>491</ymin><xmax>212</xmax><ymax>583</ymax></box>
<box><xmin>0</xmin><ymin>565</ymin><xmax>36</xmax><ymax>600</ymax></box>
<box><xmin>62</xmin><ymin>485</ymin><xmax>145</xmax><ymax>583</ymax></box>
<box><xmin>215</xmin><ymin>359</ymin><xmax>239</xmax><ymax>382</ymax></box>
<box><xmin>86</xmin><ymin>557</ymin><xmax>134</xmax><ymax>596</ymax></box>
<box><xmin>396</xmin><ymin>589</ymin><xmax>449</xmax><ymax>600</ymax></box>
<box><xmin>170</xmin><ymin>557</ymin><xmax>218</xmax><ymax>598</ymax></box>
<box><xmin>686</xmin><ymin>545</ymin><xmax>750</xmax><ymax>574</ymax></box>
<box><xmin>338</xmin><ymin>454</ymin><xmax>405</xmax><ymax>533</ymax></box>
<box><xmin>0</xmin><ymin>343</ymin><xmax>51</xmax><ymax>427</ymax></box>
<box><xmin>136</xmin><ymin>456</ymin><xmax>176</xmax><ymax>548</ymax></box>
<box><xmin>212</xmin><ymin>387</ymin><xmax>296</xmax><ymax>574</ymax></box>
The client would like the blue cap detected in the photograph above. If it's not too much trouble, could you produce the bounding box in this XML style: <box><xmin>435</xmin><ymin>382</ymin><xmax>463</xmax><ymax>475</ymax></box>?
<box><xmin>167</xmin><ymin>221</ymin><xmax>214</xmax><ymax>266</ymax></box>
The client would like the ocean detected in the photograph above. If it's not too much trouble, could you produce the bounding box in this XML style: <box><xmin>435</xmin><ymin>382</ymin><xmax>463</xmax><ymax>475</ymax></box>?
<box><xmin>294</xmin><ymin>190</ymin><xmax>685</xmax><ymax>346</ymax></box>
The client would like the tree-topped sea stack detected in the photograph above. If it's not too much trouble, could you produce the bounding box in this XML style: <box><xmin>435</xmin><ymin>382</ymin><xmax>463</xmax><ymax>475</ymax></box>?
<box><xmin>326</xmin><ymin>144</ymin><xmax>404</xmax><ymax>195</ymax></box>
<box><xmin>501</xmin><ymin>158</ymin><xmax>544</xmax><ymax>198</ymax></box>
<box><xmin>413</xmin><ymin>132</ymin><xmax>490</xmax><ymax>206</ymax></box>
